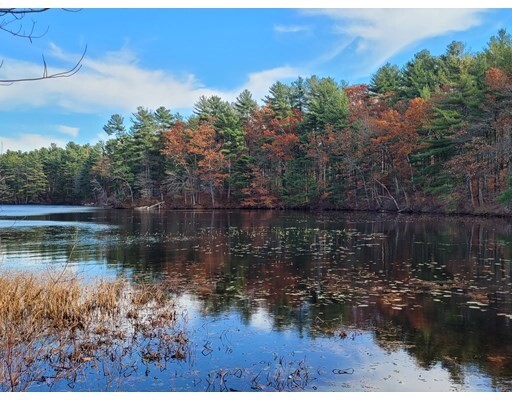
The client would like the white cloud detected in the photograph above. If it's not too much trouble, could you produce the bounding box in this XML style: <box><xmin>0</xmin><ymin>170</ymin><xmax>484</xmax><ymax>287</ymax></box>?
<box><xmin>274</xmin><ymin>24</ymin><xmax>310</xmax><ymax>33</ymax></box>
<box><xmin>307</xmin><ymin>38</ymin><xmax>354</xmax><ymax>68</ymax></box>
<box><xmin>94</xmin><ymin>131</ymin><xmax>109</xmax><ymax>143</ymax></box>
<box><xmin>57</xmin><ymin>125</ymin><xmax>79</xmax><ymax>137</ymax></box>
<box><xmin>303</xmin><ymin>8</ymin><xmax>487</xmax><ymax>75</ymax></box>
<box><xmin>235</xmin><ymin>66</ymin><xmax>301</xmax><ymax>101</ymax></box>
<box><xmin>0</xmin><ymin>134</ymin><xmax>66</xmax><ymax>152</ymax></box>
<box><xmin>0</xmin><ymin>46</ymin><xmax>301</xmax><ymax>114</ymax></box>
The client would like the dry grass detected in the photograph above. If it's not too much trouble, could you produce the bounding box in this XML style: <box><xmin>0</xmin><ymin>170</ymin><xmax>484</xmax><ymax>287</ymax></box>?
<box><xmin>0</xmin><ymin>270</ymin><xmax>189</xmax><ymax>392</ymax></box>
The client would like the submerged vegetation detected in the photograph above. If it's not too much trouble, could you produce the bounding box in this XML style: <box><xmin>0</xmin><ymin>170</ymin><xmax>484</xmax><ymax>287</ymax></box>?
<box><xmin>2</xmin><ymin>30</ymin><xmax>512</xmax><ymax>214</ymax></box>
<box><xmin>0</xmin><ymin>270</ymin><xmax>189</xmax><ymax>391</ymax></box>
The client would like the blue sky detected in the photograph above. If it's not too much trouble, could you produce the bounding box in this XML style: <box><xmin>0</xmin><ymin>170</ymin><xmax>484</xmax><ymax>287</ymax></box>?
<box><xmin>0</xmin><ymin>5</ymin><xmax>511</xmax><ymax>152</ymax></box>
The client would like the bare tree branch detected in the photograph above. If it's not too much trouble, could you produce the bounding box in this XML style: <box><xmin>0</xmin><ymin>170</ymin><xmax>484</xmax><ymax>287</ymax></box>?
<box><xmin>0</xmin><ymin>8</ymin><xmax>50</xmax><ymax>41</ymax></box>
<box><xmin>0</xmin><ymin>8</ymin><xmax>50</xmax><ymax>15</ymax></box>
<box><xmin>0</xmin><ymin>46</ymin><xmax>87</xmax><ymax>85</ymax></box>
<box><xmin>0</xmin><ymin>8</ymin><xmax>86</xmax><ymax>84</ymax></box>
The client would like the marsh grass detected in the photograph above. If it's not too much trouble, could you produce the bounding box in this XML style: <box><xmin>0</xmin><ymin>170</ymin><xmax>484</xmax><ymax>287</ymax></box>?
<box><xmin>0</xmin><ymin>269</ymin><xmax>189</xmax><ymax>391</ymax></box>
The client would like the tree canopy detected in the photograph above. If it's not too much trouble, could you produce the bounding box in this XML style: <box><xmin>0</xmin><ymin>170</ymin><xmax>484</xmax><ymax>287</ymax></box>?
<box><xmin>2</xmin><ymin>30</ymin><xmax>512</xmax><ymax>214</ymax></box>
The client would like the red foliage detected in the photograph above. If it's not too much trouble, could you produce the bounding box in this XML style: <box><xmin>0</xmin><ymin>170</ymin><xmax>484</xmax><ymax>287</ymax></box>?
<box><xmin>484</xmin><ymin>67</ymin><xmax>510</xmax><ymax>91</ymax></box>
<box><xmin>345</xmin><ymin>84</ymin><xmax>369</xmax><ymax>109</ymax></box>
<box><xmin>162</xmin><ymin>121</ymin><xmax>188</xmax><ymax>165</ymax></box>
<box><xmin>240</xmin><ymin>166</ymin><xmax>280</xmax><ymax>208</ymax></box>
<box><xmin>162</xmin><ymin>120</ymin><xmax>227</xmax><ymax>205</ymax></box>
<box><xmin>260</xmin><ymin>111</ymin><xmax>301</xmax><ymax>162</ymax></box>
<box><xmin>371</xmin><ymin>97</ymin><xmax>431</xmax><ymax>186</ymax></box>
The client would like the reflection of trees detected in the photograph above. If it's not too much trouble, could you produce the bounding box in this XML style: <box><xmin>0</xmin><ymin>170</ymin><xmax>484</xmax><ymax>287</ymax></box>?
<box><xmin>0</xmin><ymin>225</ymin><xmax>113</xmax><ymax>266</ymax></box>
<box><xmin>368</xmin><ymin>295</ymin><xmax>512</xmax><ymax>388</ymax></box>
<box><xmin>2</xmin><ymin>209</ymin><xmax>512</xmax><ymax>388</ymax></box>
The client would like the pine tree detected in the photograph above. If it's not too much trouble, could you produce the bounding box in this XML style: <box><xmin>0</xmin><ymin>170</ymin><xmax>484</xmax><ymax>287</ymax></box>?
<box><xmin>401</xmin><ymin>50</ymin><xmax>444</xmax><ymax>99</ymax></box>
<box><xmin>193</xmin><ymin>95</ymin><xmax>231</xmax><ymax>121</ymax></box>
<box><xmin>234</xmin><ymin>89</ymin><xmax>257</xmax><ymax>121</ymax></box>
<box><xmin>485</xmin><ymin>29</ymin><xmax>512</xmax><ymax>72</ymax></box>
<box><xmin>304</xmin><ymin>76</ymin><xmax>349</xmax><ymax>131</ymax></box>
<box><xmin>370</xmin><ymin>63</ymin><xmax>402</xmax><ymax>95</ymax></box>
<box><xmin>264</xmin><ymin>81</ymin><xmax>293</xmax><ymax>119</ymax></box>
<box><xmin>102</xmin><ymin>114</ymin><xmax>126</xmax><ymax>137</ymax></box>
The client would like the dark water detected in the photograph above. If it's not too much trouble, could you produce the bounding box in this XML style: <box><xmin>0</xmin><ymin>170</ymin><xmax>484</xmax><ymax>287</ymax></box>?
<box><xmin>1</xmin><ymin>206</ymin><xmax>511</xmax><ymax>391</ymax></box>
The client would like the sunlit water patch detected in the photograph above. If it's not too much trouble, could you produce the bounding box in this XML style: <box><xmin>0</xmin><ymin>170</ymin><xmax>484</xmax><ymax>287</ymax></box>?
<box><xmin>0</xmin><ymin>205</ymin><xmax>99</xmax><ymax>217</ymax></box>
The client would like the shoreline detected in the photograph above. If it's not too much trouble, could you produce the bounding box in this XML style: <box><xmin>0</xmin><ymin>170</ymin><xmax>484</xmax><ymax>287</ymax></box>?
<box><xmin>2</xmin><ymin>201</ymin><xmax>511</xmax><ymax>220</ymax></box>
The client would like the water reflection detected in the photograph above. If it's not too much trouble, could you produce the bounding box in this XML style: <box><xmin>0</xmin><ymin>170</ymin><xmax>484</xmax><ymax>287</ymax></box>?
<box><xmin>0</xmin><ymin>207</ymin><xmax>511</xmax><ymax>391</ymax></box>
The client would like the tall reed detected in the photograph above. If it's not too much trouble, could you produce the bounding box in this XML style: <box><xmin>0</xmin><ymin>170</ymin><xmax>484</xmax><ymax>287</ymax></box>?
<box><xmin>0</xmin><ymin>270</ymin><xmax>189</xmax><ymax>391</ymax></box>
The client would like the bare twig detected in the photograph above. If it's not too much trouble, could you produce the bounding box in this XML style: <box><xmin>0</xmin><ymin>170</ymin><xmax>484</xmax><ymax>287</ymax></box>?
<box><xmin>0</xmin><ymin>46</ymin><xmax>87</xmax><ymax>85</ymax></box>
<box><xmin>0</xmin><ymin>9</ymin><xmax>50</xmax><ymax>40</ymax></box>
<box><xmin>0</xmin><ymin>8</ymin><xmax>87</xmax><ymax>84</ymax></box>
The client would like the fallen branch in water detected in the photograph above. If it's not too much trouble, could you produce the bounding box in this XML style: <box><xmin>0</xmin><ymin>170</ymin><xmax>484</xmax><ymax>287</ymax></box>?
<box><xmin>134</xmin><ymin>201</ymin><xmax>165</xmax><ymax>211</ymax></box>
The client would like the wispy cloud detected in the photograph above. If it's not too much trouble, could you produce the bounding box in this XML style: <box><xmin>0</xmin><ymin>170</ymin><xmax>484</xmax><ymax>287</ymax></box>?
<box><xmin>303</xmin><ymin>8</ymin><xmax>487</xmax><ymax>76</ymax></box>
<box><xmin>57</xmin><ymin>125</ymin><xmax>79</xmax><ymax>137</ymax></box>
<box><xmin>274</xmin><ymin>24</ymin><xmax>310</xmax><ymax>34</ymax></box>
<box><xmin>0</xmin><ymin>134</ymin><xmax>66</xmax><ymax>152</ymax></box>
<box><xmin>0</xmin><ymin>45</ymin><xmax>301</xmax><ymax>114</ymax></box>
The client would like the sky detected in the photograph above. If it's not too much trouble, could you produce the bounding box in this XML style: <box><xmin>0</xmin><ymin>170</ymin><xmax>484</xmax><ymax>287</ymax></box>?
<box><xmin>1</xmin><ymin>3</ymin><xmax>512</xmax><ymax>152</ymax></box>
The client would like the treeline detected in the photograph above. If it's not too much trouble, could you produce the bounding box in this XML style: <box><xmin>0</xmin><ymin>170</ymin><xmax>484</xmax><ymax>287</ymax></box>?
<box><xmin>3</xmin><ymin>29</ymin><xmax>512</xmax><ymax>213</ymax></box>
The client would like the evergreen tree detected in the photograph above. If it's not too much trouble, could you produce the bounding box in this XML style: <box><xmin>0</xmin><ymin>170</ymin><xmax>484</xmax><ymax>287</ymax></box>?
<box><xmin>21</xmin><ymin>152</ymin><xmax>47</xmax><ymax>204</ymax></box>
<box><xmin>484</xmin><ymin>29</ymin><xmax>512</xmax><ymax>72</ymax></box>
<box><xmin>370</xmin><ymin>63</ymin><xmax>402</xmax><ymax>94</ymax></box>
<box><xmin>439</xmin><ymin>41</ymin><xmax>471</xmax><ymax>85</ymax></box>
<box><xmin>401</xmin><ymin>50</ymin><xmax>444</xmax><ymax>99</ymax></box>
<box><xmin>216</xmin><ymin>105</ymin><xmax>248</xmax><ymax>200</ymax></box>
<box><xmin>264</xmin><ymin>81</ymin><xmax>293</xmax><ymax>119</ymax></box>
<box><xmin>154</xmin><ymin>106</ymin><xmax>175</xmax><ymax>132</ymax></box>
<box><xmin>413</xmin><ymin>45</ymin><xmax>483</xmax><ymax>200</ymax></box>
<box><xmin>291</xmin><ymin>76</ymin><xmax>307</xmax><ymax>113</ymax></box>
<box><xmin>233</xmin><ymin>89</ymin><xmax>257</xmax><ymax>122</ymax></box>
<box><xmin>193</xmin><ymin>95</ymin><xmax>231</xmax><ymax>120</ymax></box>
<box><xmin>281</xmin><ymin>157</ymin><xmax>317</xmax><ymax>208</ymax></box>
<box><xmin>304</xmin><ymin>76</ymin><xmax>349</xmax><ymax>131</ymax></box>
<box><xmin>41</xmin><ymin>144</ymin><xmax>66</xmax><ymax>202</ymax></box>
<box><xmin>102</xmin><ymin>114</ymin><xmax>126</xmax><ymax>137</ymax></box>
<box><xmin>130</xmin><ymin>107</ymin><xmax>160</xmax><ymax>198</ymax></box>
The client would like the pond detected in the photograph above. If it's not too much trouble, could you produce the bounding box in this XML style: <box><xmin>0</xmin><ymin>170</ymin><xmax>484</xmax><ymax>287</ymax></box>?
<box><xmin>0</xmin><ymin>205</ymin><xmax>511</xmax><ymax>392</ymax></box>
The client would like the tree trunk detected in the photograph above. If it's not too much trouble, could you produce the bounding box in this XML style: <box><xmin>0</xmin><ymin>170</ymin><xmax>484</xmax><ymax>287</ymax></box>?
<box><xmin>478</xmin><ymin>178</ymin><xmax>484</xmax><ymax>206</ymax></box>
<box><xmin>227</xmin><ymin>160</ymin><xmax>231</xmax><ymax>200</ymax></box>
<box><xmin>361</xmin><ymin>172</ymin><xmax>370</xmax><ymax>207</ymax></box>
<box><xmin>468</xmin><ymin>176</ymin><xmax>475</xmax><ymax>208</ymax></box>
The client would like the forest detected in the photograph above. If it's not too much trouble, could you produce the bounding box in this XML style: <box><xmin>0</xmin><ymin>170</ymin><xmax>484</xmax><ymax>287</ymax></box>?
<box><xmin>2</xmin><ymin>29</ymin><xmax>512</xmax><ymax>214</ymax></box>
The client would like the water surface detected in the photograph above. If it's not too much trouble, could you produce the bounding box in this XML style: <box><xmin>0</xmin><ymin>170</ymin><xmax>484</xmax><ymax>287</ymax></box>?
<box><xmin>0</xmin><ymin>205</ymin><xmax>511</xmax><ymax>391</ymax></box>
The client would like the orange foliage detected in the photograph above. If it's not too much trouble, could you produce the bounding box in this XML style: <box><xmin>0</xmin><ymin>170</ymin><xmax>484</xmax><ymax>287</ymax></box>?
<box><xmin>345</xmin><ymin>84</ymin><xmax>369</xmax><ymax>110</ymax></box>
<box><xmin>260</xmin><ymin>111</ymin><xmax>301</xmax><ymax>162</ymax></box>
<box><xmin>373</xmin><ymin>98</ymin><xmax>430</xmax><ymax>151</ymax></box>
<box><xmin>484</xmin><ymin>67</ymin><xmax>510</xmax><ymax>91</ymax></box>
<box><xmin>161</xmin><ymin>121</ymin><xmax>188</xmax><ymax>166</ymax></box>
<box><xmin>162</xmin><ymin>120</ymin><xmax>228</xmax><ymax>203</ymax></box>
<box><xmin>372</xmin><ymin>97</ymin><xmax>431</xmax><ymax>183</ymax></box>
<box><xmin>240</xmin><ymin>166</ymin><xmax>280</xmax><ymax>208</ymax></box>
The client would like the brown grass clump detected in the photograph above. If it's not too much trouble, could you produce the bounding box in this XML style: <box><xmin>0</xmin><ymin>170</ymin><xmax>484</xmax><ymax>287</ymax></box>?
<box><xmin>0</xmin><ymin>270</ymin><xmax>189</xmax><ymax>392</ymax></box>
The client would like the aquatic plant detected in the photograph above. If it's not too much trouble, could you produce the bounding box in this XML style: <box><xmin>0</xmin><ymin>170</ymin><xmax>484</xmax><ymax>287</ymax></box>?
<box><xmin>0</xmin><ymin>269</ymin><xmax>189</xmax><ymax>391</ymax></box>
